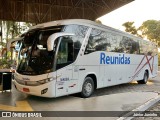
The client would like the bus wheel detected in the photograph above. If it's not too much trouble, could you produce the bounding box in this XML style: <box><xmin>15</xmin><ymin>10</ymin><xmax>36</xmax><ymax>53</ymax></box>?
<box><xmin>137</xmin><ymin>71</ymin><xmax>148</xmax><ymax>84</ymax></box>
<box><xmin>81</xmin><ymin>77</ymin><xmax>94</xmax><ymax>98</ymax></box>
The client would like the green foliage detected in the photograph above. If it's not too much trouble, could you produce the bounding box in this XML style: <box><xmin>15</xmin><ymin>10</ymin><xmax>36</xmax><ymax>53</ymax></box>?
<box><xmin>0</xmin><ymin>21</ymin><xmax>35</xmax><ymax>42</ymax></box>
<box><xmin>0</xmin><ymin>41</ymin><xmax>5</xmax><ymax>47</ymax></box>
<box><xmin>123</xmin><ymin>20</ymin><xmax>160</xmax><ymax>66</ymax></box>
<box><xmin>95</xmin><ymin>20</ymin><xmax>102</xmax><ymax>24</ymax></box>
<box><xmin>123</xmin><ymin>20</ymin><xmax>160</xmax><ymax>46</ymax></box>
<box><xmin>5</xmin><ymin>21</ymin><xmax>24</xmax><ymax>40</ymax></box>
<box><xmin>0</xmin><ymin>20</ymin><xmax>35</xmax><ymax>63</ymax></box>
<box><xmin>122</xmin><ymin>21</ymin><xmax>137</xmax><ymax>35</ymax></box>
<box><xmin>0</xmin><ymin>58</ymin><xmax>12</xmax><ymax>69</ymax></box>
<box><xmin>158</xmin><ymin>53</ymin><xmax>160</xmax><ymax>66</ymax></box>
<box><xmin>139</xmin><ymin>20</ymin><xmax>160</xmax><ymax>46</ymax></box>
<box><xmin>0</xmin><ymin>51</ymin><xmax>15</xmax><ymax>69</ymax></box>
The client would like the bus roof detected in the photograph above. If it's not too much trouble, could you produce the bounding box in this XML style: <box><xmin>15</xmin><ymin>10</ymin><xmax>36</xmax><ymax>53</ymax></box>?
<box><xmin>30</xmin><ymin>19</ymin><xmax>156</xmax><ymax>45</ymax></box>
<box><xmin>31</xmin><ymin>19</ymin><xmax>126</xmax><ymax>36</ymax></box>
<box><xmin>30</xmin><ymin>19</ymin><xmax>110</xmax><ymax>30</ymax></box>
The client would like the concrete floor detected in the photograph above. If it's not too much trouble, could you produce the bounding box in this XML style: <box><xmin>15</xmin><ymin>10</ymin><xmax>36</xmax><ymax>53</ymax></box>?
<box><xmin>0</xmin><ymin>81</ymin><xmax>159</xmax><ymax>120</ymax></box>
<box><xmin>1</xmin><ymin>70</ymin><xmax>160</xmax><ymax>119</ymax></box>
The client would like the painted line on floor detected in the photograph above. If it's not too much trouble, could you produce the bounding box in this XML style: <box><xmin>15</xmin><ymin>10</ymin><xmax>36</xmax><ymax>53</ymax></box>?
<box><xmin>0</xmin><ymin>101</ymin><xmax>33</xmax><ymax>111</ymax></box>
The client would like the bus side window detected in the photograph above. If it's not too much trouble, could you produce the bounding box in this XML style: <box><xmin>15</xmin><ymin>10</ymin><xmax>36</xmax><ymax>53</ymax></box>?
<box><xmin>85</xmin><ymin>28</ymin><xmax>109</xmax><ymax>54</ymax></box>
<box><xmin>130</xmin><ymin>39</ymin><xmax>140</xmax><ymax>54</ymax></box>
<box><xmin>85</xmin><ymin>36</ymin><xmax>96</xmax><ymax>54</ymax></box>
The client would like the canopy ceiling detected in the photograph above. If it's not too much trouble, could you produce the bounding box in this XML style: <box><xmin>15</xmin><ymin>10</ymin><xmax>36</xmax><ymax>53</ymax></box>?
<box><xmin>0</xmin><ymin>0</ymin><xmax>134</xmax><ymax>23</ymax></box>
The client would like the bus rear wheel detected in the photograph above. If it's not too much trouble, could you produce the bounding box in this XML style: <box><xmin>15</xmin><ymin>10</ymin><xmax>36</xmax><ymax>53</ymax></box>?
<box><xmin>81</xmin><ymin>77</ymin><xmax>94</xmax><ymax>98</ymax></box>
<box><xmin>137</xmin><ymin>71</ymin><xmax>148</xmax><ymax>84</ymax></box>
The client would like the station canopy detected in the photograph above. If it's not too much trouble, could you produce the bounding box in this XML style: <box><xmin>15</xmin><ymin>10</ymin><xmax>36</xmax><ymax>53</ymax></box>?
<box><xmin>0</xmin><ymin>0</ymin><xmax>133</xmax><ymax>23</ymax></box>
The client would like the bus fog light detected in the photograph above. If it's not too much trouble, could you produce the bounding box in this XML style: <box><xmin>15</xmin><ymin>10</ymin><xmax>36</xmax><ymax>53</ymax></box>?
<box><xmin>41</xmin><ymin>88</ymin><xmax>48</xmax><ymax>94</ymax></box>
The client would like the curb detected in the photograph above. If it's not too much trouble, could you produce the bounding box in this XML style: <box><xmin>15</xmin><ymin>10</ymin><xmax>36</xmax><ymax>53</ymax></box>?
<box><xmin>117</xmin><ymin>95</ymin><xmax>160</xmax><ymax>120</ymax></box>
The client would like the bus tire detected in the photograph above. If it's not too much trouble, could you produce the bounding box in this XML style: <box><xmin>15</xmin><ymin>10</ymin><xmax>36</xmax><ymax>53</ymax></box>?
<box><xmin>81</xmin><ymin>77</ymin><xmax>94</xmax><ymax>98</ymax></box>
<box><xmin>137</xmin><ymin>71</ymin><xmax>148</xmax><ymax>84</ymax></box>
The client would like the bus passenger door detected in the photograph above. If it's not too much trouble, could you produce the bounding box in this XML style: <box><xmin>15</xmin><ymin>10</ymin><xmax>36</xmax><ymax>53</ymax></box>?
<box><xmin>56</xmin><ymin>65</ymin><xmax>79</xmax><ymax>97</ymax></box>
<box><xmin>56</xmin><ymin>65</ymin><xmax>73</xmax><ymax>97</ymax></box>
<box><xmin>68</xmin><ymin>65</ymin><xmax>79</xmax><ymax>94</ymax></box>
<box><xmin>55</xmin><ymin>37</ymin><xmax>78</xmax><ymax>97</ymax></box>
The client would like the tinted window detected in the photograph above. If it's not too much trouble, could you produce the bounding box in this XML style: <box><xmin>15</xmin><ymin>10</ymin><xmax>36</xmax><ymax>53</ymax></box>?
<box><xmin>63</xmin><ymin>25</ymin><xmax>88</xmax><ymax>43</ymax></box>
<box><xmin>108</xmin><ymin>34</ymin><xmax>121</xmax><ymax>52</ymax></box>
<box><xmin>56</xmin><ymin>25</ymin><xmax>88</xmax><ymax>70</ymax></box>
<box><xmin>64</xmin><ymin>25</ymin><xmax>88</xmax><ymax>57</ymax></box>
<box><xmin>140</xmin><ymin>40</ymin><xmax>149</xmax><ymax>55</ymax></box>
<box><xmin>17</xmin><ymin>27</ymin><xmax>62</xmax><ymax>75</ymax></box>
<box><xmin>120</xmin><ymin>36</ymin><xmax>139</xmax><ymax>54</ymax></box>
<box><xmin>85</xmin><ymin>28</ymin><xmax>140</xmax><ymax>54</ymax></box>
<box><xmin>85</xmin><ymin>28</ymin><xmax>110</xmax><ymax>54</ymax></box>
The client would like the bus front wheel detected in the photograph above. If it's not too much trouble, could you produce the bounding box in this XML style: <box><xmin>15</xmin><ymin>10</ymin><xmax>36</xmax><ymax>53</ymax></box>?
<box><xmin>137</xmin><ymin>71</ymin><xmax>148</xmax><ymax>84</ymax></box>
<box><xmin>81</xmin><ymin>77</ymin><xmax>94</xmax><ymax>98</ymax></box>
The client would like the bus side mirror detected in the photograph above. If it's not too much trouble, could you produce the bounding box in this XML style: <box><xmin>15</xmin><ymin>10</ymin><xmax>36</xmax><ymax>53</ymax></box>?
<box><xmin>47</xmin><ymin>32</ymin><xmax>74</xmax><ymax>51</ymax></box>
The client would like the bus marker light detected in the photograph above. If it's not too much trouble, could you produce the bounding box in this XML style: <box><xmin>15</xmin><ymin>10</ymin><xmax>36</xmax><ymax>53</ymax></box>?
<box><xmin>69</xmin><ymin>84</ymin><xmax>76</xmax><ymax>88</ymax></box>
<box><xmin>58</xmin><ymin>87</ymin><xmax>63</xmax><ymax>89</ymax></box>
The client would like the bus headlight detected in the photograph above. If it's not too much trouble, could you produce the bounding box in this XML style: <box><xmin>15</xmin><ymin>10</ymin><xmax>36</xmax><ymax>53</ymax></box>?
<box><xmin>15</xmin><ymin>77</ymin><xmax>54</xmax><ymax>86</ymax></box>
<box><xmin>37</xmin><ymin>78</ymin><xmax>54</xmax><ymax>85</ymax></box>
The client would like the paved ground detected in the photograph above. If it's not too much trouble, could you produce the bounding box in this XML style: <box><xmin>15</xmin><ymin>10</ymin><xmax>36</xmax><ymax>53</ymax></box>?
<box><xmin>93</xmin><ymin>72</ymin><xmax>160</xmax><ymax>97</ymax></box>
<box><xmin>132</xmin><ymin>68</ymin><xmax>160</xmax><ymax>120</ymax></box>
<box><xmin>133</xmin><ymin>103</ymin><xmax>160</xmax><ymax>120</ymax></box>
<box><xmin>0</xmin><ymin>70</ymin><xmax>160</xmax><ymax>120</ymax></box>
<box><xmin>133</xmin><ymin>104</ymin><xmax>160</xmax><ymax>120</ymax></box>
<box><xmin>133</xmin><ymin>72</ymin><xmax>160</xmax><ymax>120</ymax></box>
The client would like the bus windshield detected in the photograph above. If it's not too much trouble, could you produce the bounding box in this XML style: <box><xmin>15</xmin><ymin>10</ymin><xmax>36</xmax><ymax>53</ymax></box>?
<box><xmin>17</xmin><ymin>27</ymin><xmax>62</xmax><ymax>75</ymax></box>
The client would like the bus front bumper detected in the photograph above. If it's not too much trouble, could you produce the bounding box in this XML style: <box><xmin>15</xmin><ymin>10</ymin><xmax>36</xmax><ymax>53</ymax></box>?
<box><xmin>13</xmin><ymin>80</ymin><xmax>56</xmax><ymax>98</ymax></box>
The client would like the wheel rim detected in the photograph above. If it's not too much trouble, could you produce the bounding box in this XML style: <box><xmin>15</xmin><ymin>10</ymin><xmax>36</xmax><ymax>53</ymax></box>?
<box><xmin>84</xmin><ymin>82</ymin><xmax>92</xmax><ymax>95</ymax></box>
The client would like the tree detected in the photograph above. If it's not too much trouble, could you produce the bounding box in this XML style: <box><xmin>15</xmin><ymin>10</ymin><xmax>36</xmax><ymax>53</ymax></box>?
<box><xmin>123</xmin><ymin>20</ymin><xmax>160</xmax><ymax>46</ymax></box>
<box><xmin>139</xmin><ymin>20</ymin><xmax>160</xmax><ymax>45</ymax></box>
<box><xmin>122</xmin><ymin>20</ymin><xmax>160</xmax><ymax>65</ymax></box>
<box><xmin>0</xmin><ymin>20</ymin><xmax>35</xmax><ymax>61</ymax></box>
<box><xmin>2</xmin><ymin>21</ymin><xmax>35</xmax><ymax>42</ymax></box>
<box><xmin>95</xmin><ymin>20</ymin><xmax>102</xmax><ymax>24</ymax></box>
<box><xmin>122</xmin><ymin>21</ymin><xmax>137</xmax><ymax>35</ymax></box>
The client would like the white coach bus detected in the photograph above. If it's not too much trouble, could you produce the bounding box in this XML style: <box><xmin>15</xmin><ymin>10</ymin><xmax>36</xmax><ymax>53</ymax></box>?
<box><xmin>12</xmin><ymin>19</ymin><xmax>158</xmax><ymax>98</ymax></box>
